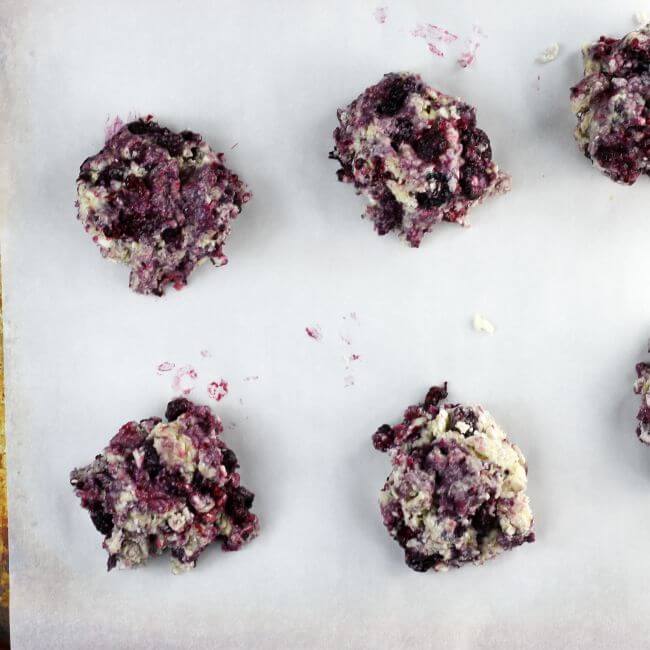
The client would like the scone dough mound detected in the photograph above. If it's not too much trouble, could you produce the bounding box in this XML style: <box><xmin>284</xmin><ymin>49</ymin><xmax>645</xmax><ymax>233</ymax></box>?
<box><xmin>372</xmin><ymin>383</ymin><xmax>534</xmax><ymax>572</ymax></box>
<box><xmin>76</xmin><ymin>116</ymin><xmax>250</xmax><ymax>295</ymax></box>
<box><xmin>330</xmin><ymin>73</ymin><xmax>510</xmax><ymax>246</ymax></box>
<box><xmin>570</xmin><ymin>24</ymin><xmax>650</xmax><ymax>184</ymax></box>
<box><xmin>70</xmin><ymin>398</ymin><xmax>259</xmax><ymax>573</ymax></box>
<box><xmin>634</xmin><ymin>362</ymin><xmax>650</xmax><ymax>444</ymax></box>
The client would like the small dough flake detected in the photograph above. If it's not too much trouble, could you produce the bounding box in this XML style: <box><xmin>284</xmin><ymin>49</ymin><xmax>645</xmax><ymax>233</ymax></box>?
<box><xmin>330</xmin><ymin>73</ymin><xmax>510</xmax><ymax>247</ymax></box>
<box><xmin>537</xmin><ymin>43</ymin><xmax>560</xmax><ymax>63</ymax></box>
<box><xmin>70</xmin><ymin>398</ymin><xmax>259</xmax><ymax>573</ymax></box>
<box><xmin>473</xmin><ymin>313</ymin><xmax>496</xmax><ymax>334</ymax></box>
<box><xmin>372</xmin><ymin>382</ymin><xmax>534</xmax><ymax>572</ymax></box>
<box><xmin>76</xmin><ymin>116</ymin><xmax>251</xmax><ymax>295</ymax></box>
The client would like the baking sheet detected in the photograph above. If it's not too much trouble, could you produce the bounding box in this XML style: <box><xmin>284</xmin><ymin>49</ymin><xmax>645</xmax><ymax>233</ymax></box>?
<box><xmin>3</xmin><ymin>0</ymin><xmax>650</xmax><ymax>647</ymax></box>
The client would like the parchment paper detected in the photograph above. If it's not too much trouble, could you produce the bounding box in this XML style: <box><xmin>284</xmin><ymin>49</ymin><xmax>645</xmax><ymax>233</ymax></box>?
<box><xmin>2</xmin><ymin>1</ymin><xmax>650</xmax><ymax>647</ymax></box>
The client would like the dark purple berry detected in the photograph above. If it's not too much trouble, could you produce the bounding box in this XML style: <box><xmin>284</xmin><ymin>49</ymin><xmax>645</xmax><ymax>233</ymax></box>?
<box><xmin>142</xmin><ymin>441</ymin><xmax>161</xmax><ymax>479</ymax></box>
<box><xmin>462</xmin><ymin>127</ymin><xmax>492</xmax><ymax>163</ymax></box>
<box><xmin>90</xmin><ymin>508</ymin><xmax>114</xmax><ymax>536</ymax></box>
<box><xmin>412</xmin><ymin>128</ymin><xmax>447</xmax><ymax>162</ymax></box>
<box><xmin>374</xmin><ymin>192</ymin><xmax>403</xmax><ymax>235</ymax></box>
<box><xmin>372</xmin><ymin>424</ymin><xmax>395</xmax><ymax>452</ymax></box>
<box><xmin>404</xmin><ymin>550</ymin><xmax>438</xmax><ymax>572</ymax></box>
<box><xmin>449</xmin><ymin>406</ymin><xmax>478</xmax><ymax>434</ymax></box>
<box><xmin>161</xmin><ymin>226</ymin><xmax>183</xmax><ymax>247</ymax></box>
<box><xmin>226</xmin><ymin>486</ymin><xmax>255</xmax><ymax>522</ymax></box>
<box><xmin>395</xmin><ymin>525</ymin><xmax>416</xmax><ymax>548</ymax></box>
<box><xmin>471</xmin><ymin>504</ymin><xmax>498</xmax><ymax>538</ymax></box>
<box><xmin>390</xmin><ymin>116</ymin><xmax>414</xmax><ymax>150</ymax></box>
<box><xmin>460</xmin><ymin>164</ymin><xmax>487</xmax><ymax>200</ymax></box>
<box><xmin>165</xmin><ymin>398</ymin><xmax>192</xmax><ymax>422</ymax></box>
<box><xmin>415</xmin><ymin>175</ymin><xmax>451</xmax><ymax>209</ymax></box>
<box><xmin>221</xmin><ymin>448</ymin><xmax>239</xmax><ymax>473</ymax></box>
<box><xmin>376</xmin><ymin>77</ymin><xmax>412</xmax><ymax>117</ymax></box>
<box><xmin>424</xmin><ymin>383</ymin><xmax>448</xmax><ymax>409</ymax></box>
<box><xmin>127</xmin><ymin>119</ymin><xmax>162</xmax><ymax>136</ymax></box>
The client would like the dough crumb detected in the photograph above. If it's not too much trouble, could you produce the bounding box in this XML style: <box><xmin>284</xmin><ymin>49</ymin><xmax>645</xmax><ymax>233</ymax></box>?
<box><xmin>473</xmin><ymin>313</ymin><xmax>496</xmax><ymax>334</ymax></box>
<box><xmin>537</xmin><ymin>42</ymin><xmax>560</xmax><ymax>63</ymax></box>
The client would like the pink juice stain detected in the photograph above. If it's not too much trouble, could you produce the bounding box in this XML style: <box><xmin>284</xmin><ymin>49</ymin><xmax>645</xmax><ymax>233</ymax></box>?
<box><xmin>208</xmin><ymin>379</ymin><xmax>229</xmax><ymax>402</ymax></box>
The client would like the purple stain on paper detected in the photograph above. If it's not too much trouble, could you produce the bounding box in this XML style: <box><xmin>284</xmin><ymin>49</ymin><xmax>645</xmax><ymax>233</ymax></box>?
<box><xmin>427</xmin><ymin>44</ymin><xmax>445</xmax><ymax>57</ymax></box>
<box><xmin>412</xmin><ymin>23</ymin><xmax>458</xmax><ymax>57</ymax></box>
<box><xmin>105</xmin><ymin>116</ymin><xmax>125</xmax><ymax>142</ymax></box>
<box><xmin>172</xmin><ymin>366</ymin><xmax>198</xmax><ymax>395</ymax></box>
<box><xmin>157</xmin><ymin>361</ymin><xmax>175</xmax><ymax>374</ymax></box>
<box><xmin>305</xmin><ymin>325</ymin><xmax>323</xmax><ymax>341</ymax></box>
<box><xmin>458</xmin><ymin>26</ymin><xmax>485</xmax><ymax>69</ymax></box>
<box><xmin>208</xmin><ymin>379</ymin><xmax>229</xmax><ymax>402</ymax></box>
<box><xmin>374</xmin><ymin>6</ymin><xmax>388</xmax><ymax>24</ymax></box>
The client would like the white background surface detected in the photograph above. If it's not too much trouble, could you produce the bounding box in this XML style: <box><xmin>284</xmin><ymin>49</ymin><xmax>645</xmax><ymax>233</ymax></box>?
<box><xmin>2</xmin><ymin>1</ymin><xmax>650</xmax><ymax>648</ymax></box>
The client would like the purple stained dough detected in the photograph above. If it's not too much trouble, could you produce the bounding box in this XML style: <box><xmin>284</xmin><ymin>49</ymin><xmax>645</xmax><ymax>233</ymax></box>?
<box><xmin>634</xmin><ymin>361</ymin><xmax>650</xmax><ymax>444</ymax></box>
<box><xmin>330</xmin><ymin>73</ymin><xmax>510</xmax><ymax>246</ymax></box>
<box><xmin>70</xmin><ymin>398</ymin><xmax>259</xmax><ymax>573</ymax></box>
<box><xmin>76</xmin><ymin>116</ymin><xmax>250</xmax><ymax>295</ymax></box>
<box><xmin>372</xmin><ymin>383</ymin><xmax>534</xmax><ymax>572</ymax></box>
<box><xmin>571</xmin><ymin>24</ymin><xmax>650</xmax><ymax>184</ymax></box>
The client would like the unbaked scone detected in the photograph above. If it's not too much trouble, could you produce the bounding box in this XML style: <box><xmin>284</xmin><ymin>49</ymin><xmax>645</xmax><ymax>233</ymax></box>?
<box><xmin>330</xmin><ymin>73</ymin><xmax>510</xmax><ymax>246</ymax></box>
<box><xmin>372</xmin><ymin>383</ymin><xmax>534</xmax><ymax>572</ymax></box>
<box><xmin>70</xmin><ymin>398</ymin><xmax>259</xmax><ymax>573</ymax></box>
<box><xmin>571</xmin><ymin>24</ymin><xmax>650</xmax><ymax>184</ymax></box>
<box><xmin>76</xmin><ymin>116</ymin><xmax>250</xmax><ymax>295</ymax></box>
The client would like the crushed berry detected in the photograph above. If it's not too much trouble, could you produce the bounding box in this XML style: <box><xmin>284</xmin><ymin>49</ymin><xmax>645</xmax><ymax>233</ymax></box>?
<box><xmin>376</xmin><ymin>76</ymin><xmax>413</xmax><ymax>116</ymax></box>
<box><xmin>90</xmin><ymin>509</ymin><xmax>114</xmax><ymax>536</ymax></box>
<box><xmin>142</xmin><ymin>441</ymin><xmax>162</xmax><ymax>479</ymax></box>
<box><xmin>373</xmin><ymin>383</ymin><xmax>534</xmax><ymax>572</ymax></box>
<box><xmin>221</xmin><ymin>448</ymin><xmax>239</xmax><ymax>473</ymax></box>
<box><xmin>207</xmin><ymin>379</ymin><xmax>229</xmax><ymax>402</ymax></box>
<box><xmin>372</xmin><ymin>424</ymin><xmax>395</xmax><ymax>452</ymax></box>
<box><xmin>412</xmin><ymin>129</ymin><xmax>448</xmax><ymax>162</ymax></box>
<box><xmin>415</xmin><ymin>175</ymin><xmax>451</xmax><ymax>209</ymax></box>
<box><xmin>331</xmin><ymin>73</ymin><xmax>510</xmax><ymax>246</ymax></box>
<box><xmin>424</xmin><ymin>382</ymin><xmax>448</xmax><ymax>408</ymax></box>
<box><xmin>70</xmin><ymin>399</ymin><xmax>259</xmax><ymax>573</ymax></box>
<box><xmin>76</xmin><ymin>115</ymin><xmax>251</xmax><ymax>295</ymax></box>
